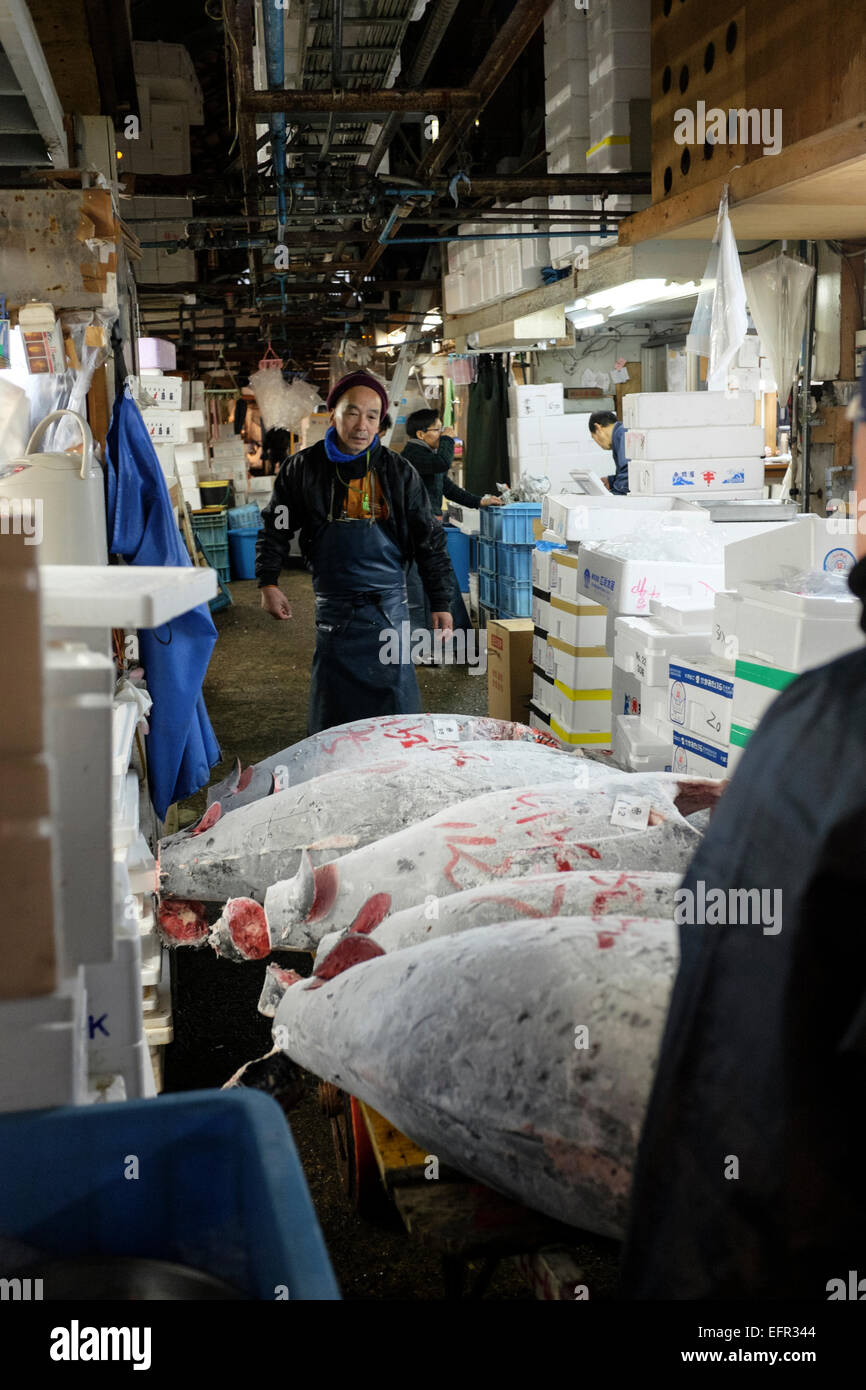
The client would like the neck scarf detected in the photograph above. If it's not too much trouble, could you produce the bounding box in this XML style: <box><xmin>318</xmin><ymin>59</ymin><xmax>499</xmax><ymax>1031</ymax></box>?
<box><xmin>323</xmin><ymin>425</ymin><xmax>381</xmax><ymax>465</ymax></box>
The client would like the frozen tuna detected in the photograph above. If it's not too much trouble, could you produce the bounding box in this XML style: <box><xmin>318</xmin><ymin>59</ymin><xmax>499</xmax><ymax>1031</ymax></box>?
<box><xmin>263</xmin><ymin>780</ymin><xmax>702</xmax><ymax>952</ymax></box>
<box><xmin>273</xmin><ymin>915</ymin><xmax>678</xmax><ymax>1235</ymax></box>
<box><xmin>207</xmin><ymin>713</ymin><xmax>558</xmax><ymax>809</ymax></box>
<box><xmin>311</xmin><ymin>868</ymin><xmax>681</xmax><ymax>971</ymax></box>
<box><xmin>160</xmin><ymin>743</ymin><xmax>609</xmax><ymax>904</ymax></box>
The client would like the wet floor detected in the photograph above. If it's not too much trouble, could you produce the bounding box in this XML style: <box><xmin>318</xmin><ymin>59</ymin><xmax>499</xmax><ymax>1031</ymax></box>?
<box><xmin>163</xmin><ymin>570</ymin><xmax>617</xmax><ymax>1299</ymax></box>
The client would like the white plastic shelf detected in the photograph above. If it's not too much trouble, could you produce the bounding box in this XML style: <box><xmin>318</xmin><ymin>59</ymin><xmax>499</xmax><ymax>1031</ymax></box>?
<box><xmin>39</xmin><ymin>566</ymin><xmax>217</xmax><ymax>629</ymax></box>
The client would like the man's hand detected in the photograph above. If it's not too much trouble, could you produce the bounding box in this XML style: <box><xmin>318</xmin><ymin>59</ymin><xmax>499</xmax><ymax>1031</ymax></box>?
<box><xmin>432</xmin><ymin>611</ymin><xmax>454</xmax><ymax>635</ymax></box>
<box><xmin>602</xmin><ymin>476</ymin><xmax>612</xmax><ymax>491</ymax></box>
<box><xmin>260</xmin><ymin>585</ymin><xmax>292</xmax><ymax>620</ymax></box>
<box><xmin>480</xmin><ymin>494</ymin><xmax>504</xmax><ymax>506</ymax></box>
<box><xmin>440</xmin><ymin>427</ymin><xmax>458</xmax><ymax>439</ymax></box>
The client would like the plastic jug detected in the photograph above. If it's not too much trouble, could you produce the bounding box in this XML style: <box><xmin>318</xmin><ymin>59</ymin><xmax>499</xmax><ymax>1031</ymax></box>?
<box><xmin>0</xmin><ymin>410</ymin><xmax>107</xmax><ymax>564</ymax></box>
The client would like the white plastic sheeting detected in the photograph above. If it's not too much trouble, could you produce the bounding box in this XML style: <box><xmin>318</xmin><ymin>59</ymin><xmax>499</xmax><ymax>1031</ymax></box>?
<box><xmin>742</xmin><ymin>252</ymin><xmax>816</xmax><ymax>406</ymax></box>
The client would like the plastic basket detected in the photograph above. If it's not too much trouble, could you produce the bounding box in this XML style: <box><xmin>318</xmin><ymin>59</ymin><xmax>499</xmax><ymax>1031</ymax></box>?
<box><xmin>258</xmin><ymin>342</ymin><xmax>284</xmax><ymax>371</ymax></box>
<box><xmin>498</xmin><ymin>574</ymin><xmax>533</xmax><ymax>617</ymax></box>
<box><xmin>479</xmin><ymin>570</ymin><xmax>499</xmax><ymax>610</ymax></box>
<box><xmin>479</xmin><ymin>537</ymin><xmax>496</xmax><ymax>572</ymax></box>
<box><xmin>192</xmin><ymin>510</ymin><xmax>229</xmax><ymax>545</ymax></box>
<box><xmin>227</xmin><ymin>503</ymin><xmax>263</xmax><ymax>532</ymax></box>
<box><xmin>501</xmin><ymin>503</ymin><xmax>542</xmax><ymax>544</ymax></box>
<box><xmin>495</xmin><ymin>541</ymin><xmax>534</xmax><ymax>581</ymax></box>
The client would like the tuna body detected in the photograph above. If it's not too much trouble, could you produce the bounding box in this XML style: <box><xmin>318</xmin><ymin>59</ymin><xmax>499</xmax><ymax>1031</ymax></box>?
<box><xmin>273</xmin><ymin>915</ymin><xmax>678</xmax><ymax>1236</ymax></box>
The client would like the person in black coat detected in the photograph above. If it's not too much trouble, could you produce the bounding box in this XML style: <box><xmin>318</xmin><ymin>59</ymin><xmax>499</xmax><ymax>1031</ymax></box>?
<box><xmin>401</xmin><ymin>408</ymin><xmax>502</xmax><ymax>515</ymax></box>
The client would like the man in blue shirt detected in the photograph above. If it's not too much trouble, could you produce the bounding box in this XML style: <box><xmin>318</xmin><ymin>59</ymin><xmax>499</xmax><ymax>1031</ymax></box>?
<box><xmin>589</xmin><ymin>410</ymin><xmax>630</xmax><ymax>494</ymax></box>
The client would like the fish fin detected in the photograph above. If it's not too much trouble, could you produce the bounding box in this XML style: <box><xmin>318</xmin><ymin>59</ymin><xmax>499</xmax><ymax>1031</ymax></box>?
<box><xmin>206</xmin><ymin>758</ymin><xmax>242</xmax><ymax>807</ymax></box>
<box><xmin>190</xmin><ymin>801</ymin><xmax>223</xmax><ymax>836</ymax></box>
<box><xmin>264</xmin><ymin>849</ymin><xmax>317</xmax><ymax>941</ymax></box>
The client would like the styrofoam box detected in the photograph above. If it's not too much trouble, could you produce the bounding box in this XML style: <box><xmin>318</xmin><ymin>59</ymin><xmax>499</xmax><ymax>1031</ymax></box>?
<box><xmin>732</xmin><ymin>657</ymin><xmax>797</xmax><ymax>727</ymax></box>
<box><xmin>548</xmin><ymin>679</ymin><xmax>612</xmax><ymax>738</ymax></box>
<box><xmin>672</xmin><ymin>728</ymin><xmax>729</xmax><ymax>780</ymax></box>
<box><xmin>532</xmin><ymin>594</ymin><xmax>552</xmax><ymax>632</ymax></box>
<box><xmin>624</xmin><ymin>391</ymin><xmax>757</xmax><ymax>430</ymax></box>
<box><xmin>547</xmin><ymin>141</ymin><xmax>590</xmax><ymax>175</ymax></box>
<box><xmin>589</xmin><ymin>100</ymin><xmax>637</xmax><ymax>142</ymax></box>
<box><xmin>542</xmin><ymin>492</ymin><xmax>708</xmax><ymax>543</ymax></box>
<box><xmin>532</xmin><ymin>632</ymin><xmax>549</xmax><ymax>672</ymax></box>
<box><xmin>547</xmin><ymin>637</ymin><xmax>612</xmax><ymax>690</ymax></box>
<box><xmin>142</xmin><ymin>408</ymin><xmax>180</xmax><ymax>444</ymax></box>
<box><xmin>589</xmin><ymin>0</ymin><xmax>651</xmax><ymax>38</ymax></box>
<box><xmin>444</xmin><ymin>271</ymin><xmax>464</xmax><ymax>315</ymax></box>
<box><xmin>547</xmin><ymin>594</ymin><xmax>608</xmax><ymax>648</ymax></box>
<box><xmin>586</xmin><ymin>141</ymin><xmax>635</xmax><ymax>173</ymax></box>
<box><xmin>612</xmin><ymin>662</ymin><xmax>667</xmax><ymax>723</ymax></box>
<box><xmin>709</xmin><ymin>591</ymin><xmax>742</xmax><ymax>664</ymax></box>
<box><xmin>550</xmin><ymin>549</ymin><xmax>584</xmax><ymax>602</ymax></box>
<box><xmin>545</xmin><ymin>59</ymin><xmax>590</xmax><ymax>114</ymax></box>
<box><xmin>669</xmin><ymin>659</ymin><xmax>734</xmax><ymax>745</ymax></box>
<box><xmin>724</xmin><ymin>515</ymin><xmax>857</xmax><ymax>588</ymax></box>
<box><xmin>127</xmin><ymin>374</ymin><xmax>183</xmax><ymax>409</ymax></box>
<box><xmin>544</xmin><ymin>19</ymin><xmax>588</xmax><ymax>63</ymax></box>
<box><xmin>578</xmin><ymin>542</ymin><xmax>725</xmax><ymax>617</ymax></box>
<box><xmin>727</xmin><ymin>587</ymin><xmax>862</xmax><ymax>671</ymax></box>
<box><xmin>625</xmin><ymin>424</ymin><xmax>764</xmax><ymax>461</ymax></box>
<box><xmin>84</xmin><ymin>934</ymin><xmax>145</xmax><ymax>1052</ymax></box>
<box><xmin>629</xmin><ymin>457</ymin><xmax>766</xmax><ymax>495</ymax></box>
<box><xmin>532</xmin><ymin>669</ymin><xmax>554</xmax><ymax>715</ymax></box>
<box><xmin>546</xmin><ymin>101</ymin><xmax>591</xmax><ymax>146</ymax></box>
<box><xmin>532</xmin><ymin>545</ymin><xmax>566</xmax><ymax>591</ymax></box>
<box><xmin>614</xmin><ymin>615</ymin><xmax>710</xmax><ymax>686</ymax></box>
<box><xmin>590</xmin><ymin>30</ymin><xmax>651</xmax><ymax>80</ymax></box>
<box><xmin>591</xmin><ymin>66</ymin><xmax>651</xmax><ymax>108</ymax></box>
<box><xmin>612</xmin><ymin>715</ymin><xmax>672</xmax><ymax>773</ymax></box>
<box><xmin>508</xmin><ymin>383</ymin><xmax>564</xmax><ymax>418</ymax></box>
<box><xmin>0</xmin><ymin>975</ymin><xmax>87</xmax><ymax>1112</ymax></box>
<box><xmin>650</xmin><ymin>598</ymin><xmax>716</xmax><ymax>632</ymax></box>
<box><xmin>138</xmin><ymin>337</ymin><xmax>176</xmax><ymax>371</ymax></box>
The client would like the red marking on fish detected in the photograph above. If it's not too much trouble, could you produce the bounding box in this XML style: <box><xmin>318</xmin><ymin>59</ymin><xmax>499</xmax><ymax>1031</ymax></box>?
<box><xmin>225</xmin><ymin>898</ymin><xmax>270</xmax><ymax>959</ymax></box>
<box><xmin>553</xmin><ymin>854</ymin><xmax>573</xmax><ymax>872</ymax></box>
<box><xmin>516</xmin><ymin>813</ymin><xmax>550</xmax><ymax>825</ymax></box>
<box><xmin>192</xmin><ymin>802</ymin><xmax>222</xmax><ymax>836</ymax></box>
<box><xmin>349</xmin><ymin>893</ymin><xmax>392</xmax><ymax>935</ymax></box>
<box><xmin>596</xmin><ymin>932</ymin><xmax>615</xmax><ymax>949</ymax></box>
<box><xmin>306</xmin><ymin>862</ymin><xmax>339</xmax><ymax>922</ymax></box>
<box><xmin>437</xmin><ymin>822</ymin><xmax>477</xmax><ymax>829</ymax></box>
<box><xmin>447</xmin><ymin>835</ymin><xmax>498</xmax><ymax>846</ymax></box>
<box><xmin>576</xmin><ymin>843</ymin><xmax>602</xmax><ymax>860</ymax></box>
<box><xmin>314</xmin><ymin>935</ymin><xmax>385</xmax><ymax>979</ymax></box>
<box><xmin>589</xmin><ymin>872</ymin><xmax>641</xmax><ymax>916</ymax></box>
<box><xmin>158</xmin><ymin>898</ymin><xmax>209</xmax><ymax>944</ymax></box>
<box><xmin>319</xmin><ymin>726</ymin><xmax>379</xmax><ymax>756</ymax></box>
<box><xmin>479</xmin><ymin>883</ymin><xmax>567</xmax><ymax>920</ymax></box>
<box><xmin>236</xmin><ymin>765</ymin><xmax>253</xmax><ymax>792</ymax></box>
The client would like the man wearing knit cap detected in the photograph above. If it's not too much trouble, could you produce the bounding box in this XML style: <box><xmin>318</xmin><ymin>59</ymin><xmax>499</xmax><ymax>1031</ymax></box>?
<box><xmin>256</xmin><ymin>370</ymin><xmax>454</xmax><ymax>735</ymax></box>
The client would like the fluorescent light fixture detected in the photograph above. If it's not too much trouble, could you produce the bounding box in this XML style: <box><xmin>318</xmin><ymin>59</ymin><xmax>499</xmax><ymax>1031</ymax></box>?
<box><xmin>422</xmin><ymin>310</ymin><xmax>443</xmax><ymax>329</ymax></box>
<box><xmin>386</xmin><ymin>328</ymin><xmax>407</xmax><ymax>345</ymax></box>
<box><xmin>570</xmin><ymin>311</ymin><xmax>606</xmax><ymax>329</ymax></box>
<box><xmin>566</xmin><ymin>278</ymin><xmax>701</xmax><ymax>323</ymax></box>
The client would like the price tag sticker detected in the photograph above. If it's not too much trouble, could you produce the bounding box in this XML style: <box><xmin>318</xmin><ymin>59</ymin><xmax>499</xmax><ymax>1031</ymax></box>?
<box><xmin>433</xmin><ymin>717</ymin><xmax>460</xmax><ymax>741</ymax></box>
<box><xmin>635</xmin><ymin>651</ymin><xmax>647</xmax><ymax>681</ymax></box>
<box><xmin>610</xmin><ymin>795</ymin><xmax>651</xmax><ymax>830</ymax></box>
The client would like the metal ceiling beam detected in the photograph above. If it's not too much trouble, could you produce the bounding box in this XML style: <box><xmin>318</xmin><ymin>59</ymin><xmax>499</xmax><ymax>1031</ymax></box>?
<box><xmin>422</xmin><ymin>173</ymin><xmax>652</xmax><ymax>197</ymax></box>
<box><xmin>364</xmin><ymin>0</ymin><xmax>461</xmax><ymax>176</ymax></box>
<box><xmin>240</xmin><ymin>88</ymin><xmax>478</xmax><ymax>115</ymax></box>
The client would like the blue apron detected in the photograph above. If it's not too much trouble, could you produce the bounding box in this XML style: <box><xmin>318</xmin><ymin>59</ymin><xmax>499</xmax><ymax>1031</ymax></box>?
<box><xmin>307</xmin><ymin>511</ymin><xmax>421</xmax><ymax>736</ymax></box>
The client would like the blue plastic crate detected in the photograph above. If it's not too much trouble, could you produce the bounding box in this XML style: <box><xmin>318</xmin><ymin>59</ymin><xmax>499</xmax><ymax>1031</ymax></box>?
<box><xmin>191</xmin><ymin>510</ymin><xmax>228</xmax><ymax>546</ymax></box>
<box><xmin>0</xmin><ymin>1090</ymin><xmax>339</xmax><ymax>1300</ymax></box>
<box><xmin>478</xmin><ymin>537</ymin><xmax>496</xmax><ymax>572</ymax></box>
<box><xmin>498</xmin><ymin>574</ymin><xmax>533</xmax><ymax>617</ymax></box>
<box><xmin>495</xmin><ymin>541</ymin><xmax>534</xmax><ymax>581</ymax></box>
<box><xmin>482</xmin><ymin>503</ymin><xmax>541</xmax><ymax>543</ymax></box>
<box><xmin>479</xmin><ymin>570</ymin><xmax>499</xmax><ymax>610</ymax></box>
<box><xmin>227</xmin><ymin>503</ymin><xmax>263</xmax><ymax>532</ymax></box>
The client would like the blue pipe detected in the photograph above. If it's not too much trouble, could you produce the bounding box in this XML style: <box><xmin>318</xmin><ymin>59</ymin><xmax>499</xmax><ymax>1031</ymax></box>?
<box><xmin>261</xmin><ymin>1</ymin><xmax>287</xmax><ymax>230</ymax></box>
<box><xmin>378</xmin><ymin>206</ymin><xmax>404</xmax><ymax>244</ymax></box>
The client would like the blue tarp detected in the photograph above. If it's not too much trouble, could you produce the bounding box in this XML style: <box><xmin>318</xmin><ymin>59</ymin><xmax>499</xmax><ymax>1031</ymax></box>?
<box><xmin>106</xmin><ymin>389</ymin><xmax>220</xmax><ymax>819</ymax></box>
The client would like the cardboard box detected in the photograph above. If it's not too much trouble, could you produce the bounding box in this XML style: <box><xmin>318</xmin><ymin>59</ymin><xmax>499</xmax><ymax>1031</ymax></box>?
<box><xmin>669</xmin><ymin>659</ymin><xmax>735</xmax><ymax>745</ymax></box>
<box><xmin>623</xmin><ymin>390</ymin><xmax>756</xmax><ymax>430</ymax></box>
<box><xmin>487</xmin><ymin>618</ymin><xmax>534</xmax><ymax>722</ymax></box>
<box><xmin>629</xmin><ymin>457</ymin><xmax>766</xmax><ymax>496</ymax></box>
<box><xmin>625</xmin><ymin>424</ymin><xmax>765</xmax><ymax>462</ymax></box>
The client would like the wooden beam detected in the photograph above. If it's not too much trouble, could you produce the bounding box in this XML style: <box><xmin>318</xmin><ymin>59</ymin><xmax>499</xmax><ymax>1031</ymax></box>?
<box><xmin>241</xmin><ymin>88</ymin><xmax>478</xmax><ymax>116</ymax></box>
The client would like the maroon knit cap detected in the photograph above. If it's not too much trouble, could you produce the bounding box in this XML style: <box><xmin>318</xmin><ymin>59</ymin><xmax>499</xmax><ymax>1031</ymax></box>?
<box><xmin>326</xmin><ymin>371</ymin><xmax>389</xmax><ymax>419</ymax></box>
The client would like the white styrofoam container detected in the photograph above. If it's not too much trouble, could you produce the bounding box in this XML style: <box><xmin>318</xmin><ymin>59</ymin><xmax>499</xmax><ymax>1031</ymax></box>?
<box><xmin>546</xmin><ymin>637</ymin><xmax>613</xmax><ymax>690</ymax></box>
<box><xmin>577</xmin><ymin>543</ymin><xmax>726</xmax><ymax>616</ymax></box>
<box><xmin>532</xmin><ymin>594</ymin><xmax>552</xmax><ymax>632</ymax></box>
<box><xmin>612</xmin><ymin>715</ymin><xmax>672</xmax><ymax>772</ymax></box>
<box><xmin>547</xmin><ymin>138</ymin><xmax>591</xmax><ymax>175</ymax></box>
<box><xmin>614</xmin><ymin>615</ymin><xmax>710</xmax><ymax>686</ymax></box>
<box><xmin>507</xmin><ymin>415</ymin><xmax>545</xmax><ymax>448</ymax></box>
<box><xmin>590</xmin><ymin>30</ymin><xmax>651</xmax><ymax>80</ymax></box>
<box><xmin>724</xmin><ymin>515</ymin><xmax>857</xmax><ymax>588</ymax></box>
<box><xmin>142</xmin><ymin>408</ymin><xmax>180</xmax><ymax>443</ymax></box>
<box><xmin>543</xmin><ymin>20</ymin><xmax>588</xmax><ymax>63</ymax></box>
<box><xmin>542</xmin><ymin>493</ymin><xmax>708</xmax><ymax>542</ymax></box>
<box><xmin>508</xmin><ymin>383</ymin><xmax>564</xmax><ymax>418</ymax></box>
<box><xmin>545</xmin><ymin>100</ymin><xmax>591</xmax><ymax>145</ymax></box>
<box><xmin>532</xmin><ymin>544</ymin><xmax>567</xmax><ymax>591</ymax></box>
<box><xmin>671</xmin><ymin>728</ymin><xmax>730</xmax><ymax>780</ymax></box>
<box><xmin>709</xmin><ymin>591</ymin><xmax>742</xmax><ymax>664</ymax></box>
<box><xmin>650</xmin><ymin>598</ymin><xmax>716</xmax><ymax>632</ymax></box>
<box><xmin>629</xmin><ymin>457</ymin><xmax>766</xmax><ymax>495</ymax></box>
<box><xmin>547</xmin><ymin>594</ymin><xmax>608</xmax><ymax>648</ymax></box>
<box><xmin>625</xmin><ymin>424</ymin><xmax>765</xmax><ymax>461</ymax></box>
<box><xmin>127</xmin><ymin>374</ymin><xmax>183</xmax><ymax>409</ymax></box>
<box><xmin>545</xmin><ymin>61</ymin><xmax>590</xmax><ymax>115</ymax></box>
<box><xmin>732</xmin><ymin>657</ymin><xmax>798</xmax><ymax>727</ymax></box>
<box><xmin>586</xmin><ymin>141</ymin><xmax>636</xmax><ymax>172</ymax></box>
<box><xmin>548</xmin><ymin>679</ymin><xmax>612</xmax><ymax>738</ymax></box>
<box><xmin>532</xmin><ymin>669</ymin><xmax>555</xmax><ymax>715</ymax></box>
<box><xmin>444</xmin><ymin>271</ymin><xmax>464</xmax><ymax>314</ymax></box>
<box><xmin>84</xmin><ymin>933</ymin><xmax>145</xmax><ymax>1053</ymax></box>
<box><xmin>590</xmin><ymin>66</ymin><xmax>651</xmax><ymax>108</ymax></box>
<box><xmin>727</xmin><ymin>588</ymin><xmax>861</xmax><ymax>671</ymax></box>
<box><xmin>0</xmin><ymin>975</ymin><xmax>87</xmax><ymax>1113</ymax></box>
<box><xmin>137</xmin><ymin>337</ymin><xmax>176</xmax><ymax>371</ymax></box>
<box><xmin>668</xmin><ymin>658</ymin><xmax>735</xmax><ymax>745</ymax></box>
<box><xmin>589</xmin><ymin>100</ymin><xmax>636</xmax><ymax>143</ymax></box>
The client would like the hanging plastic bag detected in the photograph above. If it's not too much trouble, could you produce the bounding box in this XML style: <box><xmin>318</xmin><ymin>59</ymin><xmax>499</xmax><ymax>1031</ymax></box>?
<box><xmin>742</xmin><ymin>252</ymin><xmax>815</xmax><ymax>408</ymax></box>
<box><xmin>687</xmin><ymin>189</ymin><xmax>748</xmax><ymax>390</ymax></box>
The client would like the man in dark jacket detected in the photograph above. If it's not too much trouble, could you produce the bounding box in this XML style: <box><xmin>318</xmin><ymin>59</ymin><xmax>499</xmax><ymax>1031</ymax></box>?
<box><xmin>402</xmin><ymin>408</ymin><xmax>502</xmax><ymax>516</ymax></box>
<box><xmin>256</xmin><ymin>371</ymin><xmax>453</xmax><ymax>735</ymax></box>
<box><xmin>589</xmin><ymin>410</ymin><xmax>629</xmax><ymax>494</ymax></box>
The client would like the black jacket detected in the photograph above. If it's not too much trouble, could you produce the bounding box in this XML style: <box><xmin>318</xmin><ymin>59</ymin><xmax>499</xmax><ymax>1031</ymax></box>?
<box><xmin>621</xmin><ymin>555</ymin><xmax>866</xmax><ymax>1298</ymax></box>
<box><xmin>402</xmin><ymin>436</ymin><xmax>481</xmax><ymax>514</ymax></box>
<box><xmin>255</xmin><ymin>439</ymin><xmax>453</xmax><ymax>610</ymax></box>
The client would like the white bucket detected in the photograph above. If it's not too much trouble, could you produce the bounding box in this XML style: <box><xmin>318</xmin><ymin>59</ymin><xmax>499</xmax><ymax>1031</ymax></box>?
<box><xmin>0</xmin><ymin>410</ymin><xmax>108</xmax><ymax>564</ymax></box>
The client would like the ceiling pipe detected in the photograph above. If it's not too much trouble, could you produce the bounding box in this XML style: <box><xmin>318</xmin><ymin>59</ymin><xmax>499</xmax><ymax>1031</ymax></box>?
<box><xmin>322</xmin><ymin>0</ymin><xmax>344</xmax><ymax>158</ymax></box>
<box><xmin>365</xmin><ymin>0</ymin><xmax>462</xmax><ymax>176</ymax></box>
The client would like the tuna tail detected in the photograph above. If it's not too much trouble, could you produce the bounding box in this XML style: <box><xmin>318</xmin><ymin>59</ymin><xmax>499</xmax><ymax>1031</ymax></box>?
<box><xmin>206</xmin><ymin>758</ymin><xmax>242</xmax><ymax>807</ymax></box>
<box><xmin>264</xmin><ymin>850</ymin><xmax>317</xmax><ymax>943</ymax></box>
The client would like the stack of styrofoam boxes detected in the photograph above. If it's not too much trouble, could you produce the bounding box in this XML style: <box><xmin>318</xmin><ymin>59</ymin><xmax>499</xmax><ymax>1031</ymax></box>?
<box><xmin>135</xmin><ymin>374</ymin><xmax>206</xmax><ymax>512</ymax></box>
<box><xmin>543</xmin><ymin>0</ymin><xmax>593</xmax><ymax>268</ymax></box>
<box><xmin>611</xmin><ymin>601</ymin><xmax>713</xmax><ymax>772</ymax></box>
<box><xmin>624</xmin><ymin>391</ymin><xmax>766</xmax><ymax>499</ymax></box>
<box><xmin>0</xmin><ymin>535</ymin><xmax>88</xmax><ymax>1113</ymax></box>
<box><xmin>707</xmin><ymin>516</ymin><xmax>864</xmax><ymax>775</ymax></box>
<box><xmin>586</xmin><ymin>0</ymin><xmax>652</xmax><ymax>246</ymax></box>
<box><xmin>212</xmin><ymin>436</ymin><xmax>250</xmax><ymax>506</ymax></box>
<box><xmin>122</xmin><ymin>41</ymin><xmax>203</xmax><ymax>179</ymax></box>
<box><xmin>530</xmin><ymin>539</ymin><xmax>611</xmax><ymax>749</ymax></box>
<box><xmin>507</xmin><ymin>383</ymin><xmax>613</xmax><ymax>493</ymax></box>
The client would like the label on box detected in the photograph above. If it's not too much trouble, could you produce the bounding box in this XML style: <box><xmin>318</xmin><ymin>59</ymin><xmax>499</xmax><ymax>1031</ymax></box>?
<box><xmin>545</xmin><ymin>645</ymin><xmax>556</xmax><ymax>677</ymax></box>
<box><xmin>433</xmin><ymin>717</ymin><xmax>460</xmax><ymax>741</ymax></box>
<box><xmin>610</xmin><ymin>795</ymin><xmax>651</xmax><ymax>829</ymax></box>
<box><xmin>672</xmin><ymin>729</ymin><xmax>729</xmax><ymax>768</ymax></box>
<box><xmin>634</xmin><ymin>650</ymin><xmax>647</xmax><ymax>681</ymax></box>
